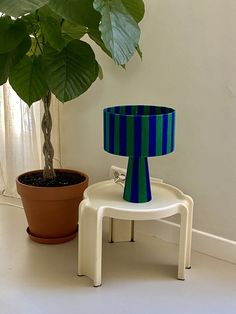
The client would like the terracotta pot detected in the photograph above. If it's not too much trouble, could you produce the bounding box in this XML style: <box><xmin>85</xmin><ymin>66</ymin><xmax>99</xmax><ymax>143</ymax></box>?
<box><xmin>16</xmin><ymin>169</ymin><xmax>88</xmax><ymax>244</ymax></box>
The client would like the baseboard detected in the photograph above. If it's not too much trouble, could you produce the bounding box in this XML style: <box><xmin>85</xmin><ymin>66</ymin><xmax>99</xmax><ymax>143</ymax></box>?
<box><xmin>135</xmin><ymin>219</ymin><xmax>236</xmax><ymax>265</ymax></box>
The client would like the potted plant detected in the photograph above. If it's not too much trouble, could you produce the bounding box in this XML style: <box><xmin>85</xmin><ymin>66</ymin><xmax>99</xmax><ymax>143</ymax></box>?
<box><xmin>0</xmin><ymin>0</ymin><xmax>145</xmax><ymax>244</ymax></box>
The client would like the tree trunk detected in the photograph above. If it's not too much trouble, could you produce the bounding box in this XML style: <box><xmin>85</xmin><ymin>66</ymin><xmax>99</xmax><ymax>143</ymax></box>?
<box><xmin>42</xmin><ymin>91</ymin><xmax>56</xmax><ymax>179</ymax></box>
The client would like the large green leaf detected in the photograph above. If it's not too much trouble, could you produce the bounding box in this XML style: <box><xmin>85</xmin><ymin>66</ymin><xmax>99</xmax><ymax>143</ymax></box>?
<box><xmin>121</xmin><ymin>0</ymin><xmax>145</xmax><ymax>23</ymax></box>
<box><xmin>0</xmin><ymin>35</ymin><xmax>31</xmax><ymax>84</ymax></box>
<box><xmin>9</xmin><ymin>55</ymin><xmax>48</xmax><ymax>106</ymax></box>
<box><xmin>0</xmin><ymin>53</ymin><xmax>12</xmax><ymax>84</ymax></box>
<box><xmin>43</xmin><ymin>40</ymin><xmax>99</xmax><ymax>102</ymax></box>
<box><xmin>40</xmin><ymin>16</ymin><xmax>65</xmax><ymax>50</ymax></box>
<box><xmin>21</xmin><ymin>6</ymin><xmax>62</xmax><ymax>36</ymax></box>
<box><xmin>93</xmin><ymin>0</ymin><xmax>140</xmax><ymax>65</ymax></box>
<box><xmin>0</xmin><ymin>16</ymin><xmax>27</xmax><ymax>53</ymax></box>
<box><xmin>48</xmin><ymin>0</ymin><xmax>101</xmax><ymax>29</ymax></box>
<box><xmin>0</xmin><ymin>0</ymin><xmax>48</xmax><ymax>18</ymax></box>
<box><xmin>88</xmin><ymin>28</ymin><xmax>127</xmax><ymax>70</ymax></box>
<box><xmin>88</xmin><ymin>29</ymin><xmax>112</xmax><ymax>58</ymax></box>
<box><xmin>38</xmin><ymin>4</ymin><xmax>62</xmax><ymax>21</ymax></box>
<box><xmin>12</xmin><ymin>36</ymin><xmax>32</xmax><ymax>64</ymax></box>
<box><xmin>62</xmin><ymin>21</ymin><xmax>88</xmax><ymax>40</ymax></box>
<box><xmin>21</xmin><ymin>12</ymin><xmax>39</xmax><ymax>34</ymax></box>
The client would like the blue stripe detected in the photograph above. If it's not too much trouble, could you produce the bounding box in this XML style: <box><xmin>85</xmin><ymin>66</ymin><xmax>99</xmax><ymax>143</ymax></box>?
<box><xmin>144</xmin><ymin>158</ymin><xmax>151</xmax><ymax>201</ymax></box>
<box><xmin>119</xmin><ymin>115</ymin><xmax>127</xmax><ymax>155</ymax></box>
<box><xmin>125</xmin><ymin>106</ymin><xmax>132</xmax><ymax>115</ymax></box>
<box><xmin>114</xmin><ymin>106</ymin><xmax>120</xmax><ymax>114</ymax></box>
<box><xmin>148</xmin><ymin>115</ymin><xmax>156</xmax><ymax>156</ymax></box>
<box><xmin>130</xmin><ymin>158</ymin><xmax>139</xmax><ymax>202</ymax></box>
<box><xmin>171</xmin><ymin>112</ymin><xmax>175</xmax><ymax>151</ymax></box>
<box><xmin>138</xmin><ymin>105</ymin><xmax>144</xmax><ymax>115</ymax></box>
<box><xmin>103</xmin><ymin>110</ymin><xmax>107</xmax><ymax>150</ymax></box>
<box><xmin>149</xmin><ymin>106</ymin><xmax>156</xmax><ymax>115</ymax></box>
<box><xmin>162</xmin><ymin>114</ymin><xmax>168</xmax><ymax>154</ymax></box>
<box><xmin>109</xmin><ymin>114</ymin><xmax>115</xmax><ymax>154</ymax></box>
<box><xmin>134</xmin><ymin>115</ymin><xmax>142</xmax><ymax>156</ymax></box>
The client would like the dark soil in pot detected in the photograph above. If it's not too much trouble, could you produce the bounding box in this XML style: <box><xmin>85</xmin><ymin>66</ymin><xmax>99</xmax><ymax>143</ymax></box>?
<box><xmin>19</xmin><ymin>170</ymin><xmax>85</xmax><ymax>187</ymax></box>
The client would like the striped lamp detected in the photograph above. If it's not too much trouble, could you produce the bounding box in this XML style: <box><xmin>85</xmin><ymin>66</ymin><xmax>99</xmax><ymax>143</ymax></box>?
<box><xmin>104</xmin><ymin>105</ymin><xmax>176</xmax><ymax>203</ymax></box>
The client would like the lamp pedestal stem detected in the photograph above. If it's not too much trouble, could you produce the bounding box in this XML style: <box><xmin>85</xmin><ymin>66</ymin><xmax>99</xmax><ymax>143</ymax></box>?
<box><xmin>124</xmin><ymin>157</ymin><xmax>151</xmax><ymax>203</ymax></box>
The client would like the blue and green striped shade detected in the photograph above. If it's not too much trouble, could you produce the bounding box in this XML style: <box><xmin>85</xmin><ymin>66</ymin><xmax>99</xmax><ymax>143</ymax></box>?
<box><xmin>103</xmin><ymin>105</ymin><xmax>176</xmax><ymax>203</ymax></box>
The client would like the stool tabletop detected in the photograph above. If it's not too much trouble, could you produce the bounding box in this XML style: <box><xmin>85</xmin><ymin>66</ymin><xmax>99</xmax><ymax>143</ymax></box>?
<box><xmin>83</xmin><ymin>180</ymin><xmax>190</xmax><ymax>212</ymax></box>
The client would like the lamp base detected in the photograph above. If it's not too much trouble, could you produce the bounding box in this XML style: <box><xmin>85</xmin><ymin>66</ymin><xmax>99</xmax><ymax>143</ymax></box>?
<box><xmin>123</xmin><ymin>157</ymin><xmax>151</xmax><ymax>203</ymax></box>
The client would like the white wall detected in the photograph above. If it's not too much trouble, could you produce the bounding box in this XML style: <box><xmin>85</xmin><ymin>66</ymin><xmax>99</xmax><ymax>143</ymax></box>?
<box><xmin>60</xmin><ymin>0</ymin><xmax>236</xmax><ymax>241</ymax></box>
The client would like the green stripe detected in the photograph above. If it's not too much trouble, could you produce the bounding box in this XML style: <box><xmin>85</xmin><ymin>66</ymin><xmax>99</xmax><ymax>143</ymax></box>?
<box><xmin>120</xmin><ymin>106</ymin><xmax>126</xmax><ymax>114</ymax></box>
<box><xmin>156</xmin><ymin>115</ymin><xmax>163</xmax><ymax>155</ymax></box>
<box><xmin>111</xmin><ymin>107</ymin><xmax>115</xmax><ymax>113</ymax></box>
<box><xmin>131</xmin><ymin>106</ymin><xmax>137</xmax><ymax>115</ymax></box>
<box><xmin>105</xmin><ymin>112</ymin><xmax>110</xmax><ymax>151</ymax></box>
<box><xmin>138</xmin><ymin>158</ymin><xmax>147</xmax><ymax>202</ymax></box>
<box><xmin>167</xmin><ymin>114</ymin><xmax>172</xmax><ymax>153</ymax></box>
<box><xmin>126</xmin><ymin>116</ymin><xmax>134</xmax><ymax>156</ymax></box>
<box><xmin>114</xmin><ymin>114</ymin><xmax>120</xmax><ymax>154</ymax></box>
<box><xmin>143</xmin><ymin>106</ymin><xmax>150</xmax><ymax>115</ymax></box>
<box><xmin>141</xmin><ymin>117</ymin><xmax>149</xmax><ymax>156</ymax></box>
<box><xmin>124</xmin><ymin>157</ymin><xmax>133</xmax><ymax>201</ymax></box>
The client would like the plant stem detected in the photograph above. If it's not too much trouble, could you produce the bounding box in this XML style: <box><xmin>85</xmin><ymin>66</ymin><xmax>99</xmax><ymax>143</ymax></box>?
<box><xmin>42</xmin><ymin>91</ymin><xmax>56</xmax><ymax>179</ymax></box>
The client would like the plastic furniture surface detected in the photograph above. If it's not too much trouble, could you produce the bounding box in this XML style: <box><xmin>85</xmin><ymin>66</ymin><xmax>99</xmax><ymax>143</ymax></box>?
<box><xmin>78</xmin><ymin>179</ymin><xmax>193</xmax><ymax>287</ymax></box>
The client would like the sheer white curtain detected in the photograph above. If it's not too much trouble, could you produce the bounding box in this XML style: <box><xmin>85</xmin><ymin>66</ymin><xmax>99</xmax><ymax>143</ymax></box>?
<box><xmin>0</xmin><ymin>83</ymin><xmax>61</xmax><ymax>197</ymax></box>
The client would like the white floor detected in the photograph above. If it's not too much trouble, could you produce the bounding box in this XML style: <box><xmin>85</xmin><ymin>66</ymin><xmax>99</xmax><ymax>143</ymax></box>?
<box><xmin>0</xmin><ymin>202</ymin><xmax>236</xmax><ymax>314</ymax></box>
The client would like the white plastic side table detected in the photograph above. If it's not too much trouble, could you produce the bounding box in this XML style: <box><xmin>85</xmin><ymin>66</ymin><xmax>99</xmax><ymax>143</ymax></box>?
<box><xmin>78</xmin><ymin>179</ymin><xmax>193</xmax><ymax>287</ymax></box>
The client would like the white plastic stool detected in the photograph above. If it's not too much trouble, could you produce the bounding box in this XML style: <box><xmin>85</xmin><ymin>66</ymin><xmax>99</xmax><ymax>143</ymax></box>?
<box><xmin>78</xmin><ymin>179</ymin><xmax>193</xmax><ymax>287</ymax></box>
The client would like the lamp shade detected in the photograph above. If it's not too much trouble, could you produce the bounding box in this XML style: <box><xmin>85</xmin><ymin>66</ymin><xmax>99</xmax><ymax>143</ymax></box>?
<box><xmin>103</xmin><ymin>105</ymin><xmax>176</xmax><ymax>203</ymax></box>
<box><xmin>104</xmin><ymin>105</ymin><xmax>175</xmax><ymax>157</ymax></box>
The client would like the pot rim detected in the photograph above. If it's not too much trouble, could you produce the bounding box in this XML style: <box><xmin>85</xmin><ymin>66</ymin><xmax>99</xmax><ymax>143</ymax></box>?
<box><xmin>16</xmin><ymin>168</ymin><xmax>89</xmax><ymax>190</ymax></box>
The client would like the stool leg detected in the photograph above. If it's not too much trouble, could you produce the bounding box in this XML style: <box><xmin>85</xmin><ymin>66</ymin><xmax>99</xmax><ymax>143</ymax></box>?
<box><xmin>186</xmin><ymin>199</ymin><xmax>193</xmax><ymax>269</ymax></box>
<box><xmin>109</xmin><ymin>218</ymin><xmax>135</xmax><ymax>242</ymax></box>
<box><xmin>177</xmin><ymin>205</ymin><xmax>189</xmax><ymax>280</ymax></box>
<box><xmin>78</xmin><ymin>202</ymin><xmax>103</xmax><ymax>287</ymax></box>
<box><xmin>131</xmin><ymin>220</ymin><xmax>135</xmax><ymax>242</ymax></box>
<box><xmin>108</xmin><ymin>218</ymin><xmax>114</xmax><ymax>243</ymax></box>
